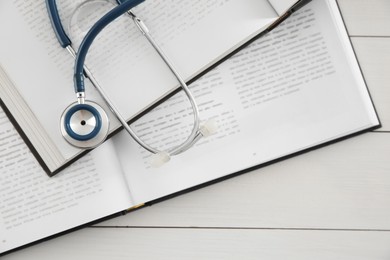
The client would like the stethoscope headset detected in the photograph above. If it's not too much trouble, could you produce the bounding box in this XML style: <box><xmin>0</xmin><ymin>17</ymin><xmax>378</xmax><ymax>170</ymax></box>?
<box><xmin>45</xmin><ymin>0</ymin><xmax>217</xmax><ymax>166</ymax></box>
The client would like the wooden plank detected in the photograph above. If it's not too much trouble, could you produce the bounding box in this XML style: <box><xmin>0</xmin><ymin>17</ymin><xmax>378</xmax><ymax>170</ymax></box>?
<box><xmin>352</xmin><ymin>38</ymin><xmax>390</xmax><ymax>131</ymax></box>
<box><xmin>3</xmin><ymin>228</ymin><xmax>390</xmax><ymax>260</ymax></box>
<box><xmin>338</xmin><ymin>0</ymin><xmax>390</xmax><ymax>36</ymax></box>
<box><xmin>100</xmin><ymin>133</ymin><xmax>390</xmax><ymax>230</ymax></box>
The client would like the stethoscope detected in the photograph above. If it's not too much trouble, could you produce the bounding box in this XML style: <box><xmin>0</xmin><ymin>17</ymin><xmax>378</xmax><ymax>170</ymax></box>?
<box><xmin>45</xmin><ymin>0</ymin><xmax>216</xmax><ymax>166</ymax></box>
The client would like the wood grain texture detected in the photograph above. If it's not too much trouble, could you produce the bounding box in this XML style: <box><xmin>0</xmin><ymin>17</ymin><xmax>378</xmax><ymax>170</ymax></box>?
<box><xmin>352</xmin><ymin>38</ymin><xmax>390</xmax><ymax>131</ymax></box>
<box><xmin>338</xmin><ymin>0</ymin><xmax>390</xmax><ymax>36</ymax></box>
<box><xmin>3</xmin><ymin>228</ymin><xmax>390</xmax><ymax>260</ymax></box>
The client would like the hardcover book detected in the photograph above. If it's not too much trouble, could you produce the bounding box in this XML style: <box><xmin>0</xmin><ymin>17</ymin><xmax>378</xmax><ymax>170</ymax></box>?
<box><xmin>0</xmin><ymin>0</ymin><xmax>380</xmax><ymax>256</ymax></box>
<box><xmin>0</xmin><ymin>0</ymin><xmax>310</xmax><ymax>175</ymax></box>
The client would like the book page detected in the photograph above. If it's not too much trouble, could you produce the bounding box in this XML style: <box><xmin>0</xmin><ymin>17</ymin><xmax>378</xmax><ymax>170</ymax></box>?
<box><xmin>112</xmin><ymin>0</ymin><xmax>379</xmax><ymax>204</ymax></box>
<box><xmin>0</xmin><ymin>110</ymin><xmax>133</xmax><ymax>254</ymax></box>
<box><xmin>0</xmin><ymin>0</ymin><xmax>277</xmax><ymax>163</ymax></box>
<box><xmin>268</xmin><ymin>0</ymin><xmax>299</xmax><ymax>15</ymax></box>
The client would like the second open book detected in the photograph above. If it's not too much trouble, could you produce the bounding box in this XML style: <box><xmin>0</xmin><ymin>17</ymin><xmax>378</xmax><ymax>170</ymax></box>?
<box><xmin>0</xmin><ymin>0</ymin><xmax>380</xmax><ymax>255</ymax></box>
<box><xmin>0</xmin><ymin>0</ymin><xmax>309</xmax><ymax>174</ymax></box>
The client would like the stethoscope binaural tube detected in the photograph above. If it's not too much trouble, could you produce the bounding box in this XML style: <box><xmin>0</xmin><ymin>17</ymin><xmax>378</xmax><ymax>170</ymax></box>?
<box><xmin>46</xmin><ymin>0</ymin><xmax>217</xmax><ymax>165</ymax></box>
<box><xmin>73</xmin><ymin>0</ymin><xmax>145</xmax><ymax>95</ymax></box>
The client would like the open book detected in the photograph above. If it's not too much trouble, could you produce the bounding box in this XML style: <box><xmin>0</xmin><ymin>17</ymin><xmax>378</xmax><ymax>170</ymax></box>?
<box><xmin>0</xmin><ymin>0</ymin><xmax>310</xmax><ymax>175</ymax></box>
<box><xmin>0</xmin><ymin>0</ymin><xmax>380</xmax><ymax>255</ymax></box>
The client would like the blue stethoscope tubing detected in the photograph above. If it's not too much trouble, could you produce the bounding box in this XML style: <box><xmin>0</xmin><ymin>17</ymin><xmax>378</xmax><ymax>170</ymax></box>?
<box><xmin>46</xmin><ymin>0</ymin><xmax>214</xmax><ymax>164</ymax></box>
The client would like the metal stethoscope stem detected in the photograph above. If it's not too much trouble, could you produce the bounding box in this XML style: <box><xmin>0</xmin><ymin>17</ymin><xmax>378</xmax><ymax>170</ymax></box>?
<box><xmin>128</xmin><ymin>11</ymin><xmax>203</xmax><ymax>156</ymax></box>
<box><xmin>67</xmin><ymin>42</ymin><xmax>202</xmax><ymax>157</ymax></box>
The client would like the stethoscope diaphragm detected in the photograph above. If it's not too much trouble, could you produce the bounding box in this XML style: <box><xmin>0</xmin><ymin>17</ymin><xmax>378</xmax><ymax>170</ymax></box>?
<box><xmin>60</xmin><ymin>101</ymin><xmax>109</xmax><ymax>148</ymax></box>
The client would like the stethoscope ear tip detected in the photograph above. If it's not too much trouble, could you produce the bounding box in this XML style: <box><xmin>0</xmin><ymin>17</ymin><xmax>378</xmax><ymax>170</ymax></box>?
<box><xmin>150</xmin><ymin>151</ymin><xmax>171</xmax><ymax>168</ymax></box>
<box><xmin>200</xmin><ymin>119</ymin><xmax>218</xmax><ymax>138</ymax></box>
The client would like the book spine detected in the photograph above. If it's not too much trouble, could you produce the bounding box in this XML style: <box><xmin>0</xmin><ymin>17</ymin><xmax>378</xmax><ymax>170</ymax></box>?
<box><xmin>267</xmin><ymin>0</ymin><xmax>312</xmax><ymax>32</ymax></box>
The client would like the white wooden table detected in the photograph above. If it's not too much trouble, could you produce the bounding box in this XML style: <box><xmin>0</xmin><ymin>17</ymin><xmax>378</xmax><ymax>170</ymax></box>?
<box><xmin>4</xmin><ymin>0</ymin><xmax>390</xmax><ymax>259</ymax></box>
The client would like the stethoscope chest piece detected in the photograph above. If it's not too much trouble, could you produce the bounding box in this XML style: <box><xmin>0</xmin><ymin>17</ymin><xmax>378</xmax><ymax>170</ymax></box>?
<box><xmin>60</xmin><ymin>101</ymin><xmax>109</xmax><ymax>148</ymax></box>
